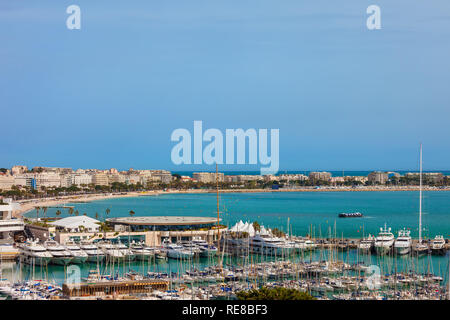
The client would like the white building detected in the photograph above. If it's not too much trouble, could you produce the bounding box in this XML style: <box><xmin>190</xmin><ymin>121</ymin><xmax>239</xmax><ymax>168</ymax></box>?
<box><xmin>0</xmin><ymin>198</ymin><xmax>24</xmax><ymax>240</ymax></box>
<box><xmin>72</xmin><ymin>173</ymin><xmax>93</xmax><ymax>186</ymax></box>
<box><xmin>0</xmin><ymin>174</ymin><xmax>14</xmax><ymax>190</ymax></box>
<box><xmin>49</xmin><ymin>216</ymin><xmax>100</xmax><ymax>233</ymax></box>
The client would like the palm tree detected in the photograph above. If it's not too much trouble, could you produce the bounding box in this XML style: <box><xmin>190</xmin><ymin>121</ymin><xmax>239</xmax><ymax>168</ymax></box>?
<box><xmin>43</xmin><ymin>207</ymin><xmax>48</xmax><ymax>220</ymax></box>
<box><xmin>35</xmin><ymin>206</ymin><xmax>40</xmax><ymax>220</ymax></box>
<box><xmin>75</xmin><ymin>210</ymin><xmax>79</xmax><ymax>216</ymax></box>
<box><xmin>68</xmin><ymin>207</ymin><xmax>74</xmax><ymax>216</ymax></box>
<box><xmin>129</xmin><ymin>210</ymin><xmax>135</xmax><ymax>217</ymax></box>
<box><xmin>56</xmin><ymin>210</ymin><xmax>62</xmax><ymax>218</ymax></box>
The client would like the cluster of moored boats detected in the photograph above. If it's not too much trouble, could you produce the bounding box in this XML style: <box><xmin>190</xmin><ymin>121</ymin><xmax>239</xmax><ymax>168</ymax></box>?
<box><xmin>17</xmin><ymin>237</ymin><xmax>218</xmax><ymax>266</ymax></box>
<box><xmin>358</xmin><ymin>224</ymin><xmax>447</xmax><ymax>256</ymax></box>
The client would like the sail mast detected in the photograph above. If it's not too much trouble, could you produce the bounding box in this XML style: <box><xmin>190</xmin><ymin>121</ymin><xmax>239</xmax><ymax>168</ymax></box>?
<box><xmin>419</xmin><ymin>143</ymin><xmax>423</xmax><ymax>244</ymax></box>
<box><xmin>216</xmin><ymin>164</ymin><xmax>220</xmax><ymax>253</ymax></box>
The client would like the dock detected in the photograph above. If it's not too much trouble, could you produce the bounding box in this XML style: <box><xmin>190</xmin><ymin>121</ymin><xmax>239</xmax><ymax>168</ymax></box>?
<box><xmin>62</xmin><ymin>279</ymin><xmax>169</xmax><ymax>298</ymax></box>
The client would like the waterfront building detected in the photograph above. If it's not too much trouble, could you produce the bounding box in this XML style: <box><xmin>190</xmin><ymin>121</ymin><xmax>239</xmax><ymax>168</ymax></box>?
<box><xmin>13</xmin><ymin>173</ymin><xmax>35</xmax><ymax>188</ymax></box>
<box><xmin>92</xmin><ymin>173</ymin><xmax>109</xmax><ymax>186</ymax></box>
<box><xmin>368</xmin><ymin>171</ymin><xmax>389</xmax><ymax>184</ymax></box>
<box><xmin>34</xmin><ymin>172</ymin><xmax>63</xmax><ymax>188</ymax></box>
<box><xmin>344</xmin><ymin>176</ymin><xmax>368</xmax><ymax>184</ymax></box>
<box><xmin>0</xmin><ymin>198</ymin><xmax>24</xmax><ymax>240</ymax></box>
<box><xmin>72</xmin><ymin>173</ymin><xmax>93</xmax><ymax>186</ymax></box>
<box><xmin>0</xmin><ymin>174</ymin><xmax>14</xmax><ymax>190</ymax></box>
<box><xmin>49</xmin><ymin>216</ymin><xmax>100</xmax><ymax>233</ymax></box>
<box><xmin>405</xmin><ymin>172</ymin><xmax>444</xmax><ymax>184</ymax></box>
<box><xmin>11</xmin><ymin>165</ymin><xmax>28</xmax><ymax>175</ymax></box>
<box><xmin>106</xmin><ymin>216</ymin><xmax>224</xmax><ymax>245</ymax></box>
<box><xmin>151</xmin><ymin>171</ymin><xmax>173</xmax><ymax>184</ymax></box>
<box><xmin>309</xmin><ymin>171</ymin><xmax>332</xmax><ymax>183</ymax></box>
<box><xmin>193</xmin><ymin>172</ymin><xmax>224</xmax><ymax>183</ymax></box>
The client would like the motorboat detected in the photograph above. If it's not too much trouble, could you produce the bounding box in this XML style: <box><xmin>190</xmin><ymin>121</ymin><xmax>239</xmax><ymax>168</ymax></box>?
<box><xmin>79</xmin><ymin>241</ymin><xmax>105</xmax><ymax>263</ymax></box>
<box><xmin>161</xmin><ymin>239</ymin><xmax>194</xmax><ymax>259</ymax></box>
<box><xmin>18</xmin><ymin>240</ymin><xmax>52</xmax><ymax>266</ymax></box>
<box><xmin>43</xmin><ymin>240</ymin><xmax>73</xmax><ymax>265</ymax></box>
<box><xmin>431</xmin><ymin>235</ymin><xmax>446</xmax><ymax>255</ymax></box>
<box><xmin>374</xmin><ymin>224</ymin><xmax>395</xmax><ymax>255</ymax></box>
<box><xmin>394</xmin><ymin>229</ymin><xmax>412</xmax><ymax>255</ymax></box>
<box><xmin>64</xmin><ymin>241</ymin><xmax>88</xmax><ymax>264</ymax></box>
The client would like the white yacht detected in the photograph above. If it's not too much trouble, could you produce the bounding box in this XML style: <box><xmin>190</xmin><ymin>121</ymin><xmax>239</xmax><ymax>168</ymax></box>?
<box><xmin>249</xmin><ymin>234</ymin><xmax>295</xmax><ymax>256</ymax></box>
<box><xmin>191</xmin><ymin>237</ymin><xmax>218</xmax><ymax>257</ymax></box>
<box><xmin>97</xmin><ymin>241</ymin><xmax>125</xmax><ymax>261</ymax></box>
<box><xmin>115</xmin><ymin>242</ymin><xmax>136</xmax><ymax>261</ymax></box>
<box><xmin>43</xmin><ymin>240</ymin><xmax>73</xmax><ymax>265</ymax></box>
<box><xmin>431</xmin><ymin>235</ymin><xmax>446</xmax><ymax>255</ymax></box>
<box><xmin>64</xmin><ymin>241</ymin><xmax>88</xmax><ymax>264</ymax></box>
<box><xmin>79</xmin><ymin>241</ymin><xmax>105</xmax><ymax>263</ymax></box>
<box><xmin>161</xmin><ymin>239</ymin><xmax>194</xmax><ymax>259</ymax></box>
<box><xmin>179</xmin><ymin>241</ymin><xmax>202</xmax><ymax>256</ymax></box>
<box><xmin>18</xmin><ymin>240</ymin><xmax>52</xmax><ymax>266</ymax></box>
<box><xmin>304</xmin><ymin>239</ymin><xmax>317</xmax><ymax>251</ymax></box>
<box><xmin>374</xmin><ymin>224</ymin><xmax>395</xmax><ymax>255</ymax></box>
<box><xmin>394</xmin><ymin>228</ymin><xmax>412</xmax><ymax>255</ymax></box>
<box><xmin>130</xmin><ymin>242</ymin><xmax>155</xmax><ymax>261</ymax></box>
<box><xmin>358</xmin><ymin>235</ymin><xmax>375</xmax><ymax>252</ymax></box>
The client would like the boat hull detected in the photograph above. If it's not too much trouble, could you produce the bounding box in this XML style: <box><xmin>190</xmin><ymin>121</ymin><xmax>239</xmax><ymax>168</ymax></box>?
<box><xmin>86</xmin><ymin>254</ymin><xmax>105</xmax><ymax>263</ymax></box>
<box><xmin>431</xmin><ymin>247</ymin><xmax>446</xmax><ymax>255</ymax></box>
<box><xmin>51</xmin><ymin>257</ymin><xmax>73</xmax><ymax>265</ymax></box>
<box><xmin>21</xmin><ymin>255</ymin><xmax>51</xmax><ymax>266</ymax></box>
<box><xmin>394</xmin><ymin>246</ymin><xmax>411</xmax><ymax>255</ymax></box>
<box><xmin>70</xmin><ymin>255</ymin><xmax>88</xmax><ymax>264</ymax></box>
<box><xmin>375</xmin><ymin>245</ymin><xmax>392</xmax><ymax>255</ymax></box>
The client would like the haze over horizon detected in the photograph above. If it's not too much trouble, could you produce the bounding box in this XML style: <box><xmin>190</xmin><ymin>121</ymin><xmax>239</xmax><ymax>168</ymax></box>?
<box><xmin>1</xmin><ymin>1</ymin><xmax>450</xmax><ymax>171</ymax></box>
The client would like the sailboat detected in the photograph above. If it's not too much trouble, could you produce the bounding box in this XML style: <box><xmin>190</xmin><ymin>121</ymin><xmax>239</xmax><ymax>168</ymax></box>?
<box><xmin>413</xmin><ymin>143</ymin><xmax>429</xmax><ymax>256</ymax></box>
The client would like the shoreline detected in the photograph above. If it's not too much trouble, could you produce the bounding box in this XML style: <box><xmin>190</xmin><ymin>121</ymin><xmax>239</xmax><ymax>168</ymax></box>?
<box><xmin>13</xmin><ymin>186</ymin><xmax>450</xmax><ymax>218</ymax></box>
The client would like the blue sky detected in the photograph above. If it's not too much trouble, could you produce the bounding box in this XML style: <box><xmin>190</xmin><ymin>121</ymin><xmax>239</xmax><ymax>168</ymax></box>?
<box><xmin>1</xmin><ymin>0</ymin><xmax>450</xmax><ymax>172</ymax></box>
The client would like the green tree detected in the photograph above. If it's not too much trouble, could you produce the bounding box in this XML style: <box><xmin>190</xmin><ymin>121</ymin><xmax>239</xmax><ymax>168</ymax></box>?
<box><xmin>236</xmin><ymin>287</ymin><xmax>315</xmax><ymax>300</ymax></box>
<box><xmin>55</xmin><ymin>210</ymin><xmax>62</xmax><ymax>218</ymax></box>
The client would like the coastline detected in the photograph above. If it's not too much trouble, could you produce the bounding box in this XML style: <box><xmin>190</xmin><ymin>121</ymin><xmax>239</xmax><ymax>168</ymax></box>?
<box><xmin>13</xmin><ymin>186</ymin><xmax>450</xmax><ymax>219</ymax></box>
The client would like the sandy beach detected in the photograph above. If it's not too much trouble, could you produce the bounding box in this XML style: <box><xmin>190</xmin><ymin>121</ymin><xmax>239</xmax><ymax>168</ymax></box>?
<box><xmin>12</xmin><ymin>185</ymin><xmax>450</xmax><ymax>219</ymax></box>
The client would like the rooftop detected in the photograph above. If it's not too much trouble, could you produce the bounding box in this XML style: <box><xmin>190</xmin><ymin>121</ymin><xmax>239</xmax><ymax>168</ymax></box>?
<box><xmin>106</xmin><ymin>216</ymin><xmax>220</xmax><ymax>226</ymax></box>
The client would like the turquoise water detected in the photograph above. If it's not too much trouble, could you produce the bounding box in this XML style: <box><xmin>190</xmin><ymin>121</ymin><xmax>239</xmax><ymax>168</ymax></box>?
<box><xmin>29</xmin><ymin>191</ymin><xmax>450</xmax><ymax>239</ymax></box>
<box><xmin>11</xmin><ymin>191</ymin><xmax>450</xmax><ymax>288</ymax></box>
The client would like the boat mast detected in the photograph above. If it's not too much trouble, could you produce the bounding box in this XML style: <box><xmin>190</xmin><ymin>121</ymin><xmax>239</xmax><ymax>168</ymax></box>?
<box><xmin>216</xmin><ymin>164</ymin><xmax>220</xmax><ymax>253</ymax></box>
<box><xmin>419</xmin><ymin>143</ymin><xmax>423</xmax><ymax>244</ymax></box>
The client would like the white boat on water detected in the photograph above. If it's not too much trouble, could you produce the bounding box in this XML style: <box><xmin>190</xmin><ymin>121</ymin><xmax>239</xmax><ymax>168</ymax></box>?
<box><xmin>18</xmin><ymin>240</ymin><xmax>52</xmax><ymax>266</ymax></box>
<box><xmin>115</xmin><ymin>242</ymin><xmax>136</xmax><ymax>261</ymax></box>
<box><xmin>79</xmin><ymin>241</ymin><xmax>105</xmax><ymax>263</ymax></box>
<box><xmin>358</xmin><ymin>235</ymin><xmax>375</xmax><ymax>252</ymax></box>
<box><xmin>97</xmin><ymin>241</ymin><xmax>125</xmax><ymax>261</ymax></box>
<box><xmin>179</xmin><ymin>241</ymin><xmax>202</xmax><ymax>256</ymax></box>
<box><xmin>43</xmin><ymin>240</ymin><xmax>73</xmax><ymax>265</ymax></box>
<box><xmin>64</xmin><ymin>241</ymin><xmax>88</xmax><ymax>264</ymax></box>
<box><xmin>161</xmin><ymin>240</ymin><xmax>194</xmax><ymax>259</ymax></box>
<box><xmin>249</xmin><ymin>234</ymin><xmax>295</xmax><ymax>256</ymax></box>
<box><xmin>130</xmin><ymin>241</ymin><xmax>155</xmax><ymax>261</ymax></box>
<box><xmin>431</xmin><ymin>235</ymin><xmax>446</xmax><ymax>255</ymax></box>
<box><xmin>394</xmin><ymin>229</ymin><xmax>412</xmax><ymax>255</ymax></box>
<box><xmin>191</xmin><ymin>237</ymin><xmax>218</xmax><ymax>257</ymax></box>
<box><xmin>374</xmin><ymin>224</ymin><xmax>395</xmax><ymax>255</ymax></box>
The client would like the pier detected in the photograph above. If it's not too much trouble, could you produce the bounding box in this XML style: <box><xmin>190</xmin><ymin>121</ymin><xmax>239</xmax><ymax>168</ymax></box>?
<box><xmin>62</xmin><ymin>279</ymin><xmax>169</xmax><ymax>298</ymax></box>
